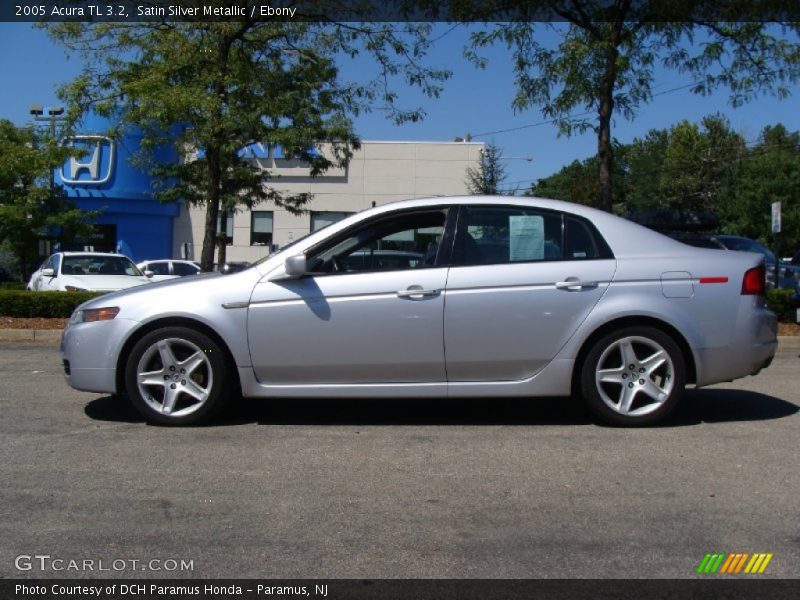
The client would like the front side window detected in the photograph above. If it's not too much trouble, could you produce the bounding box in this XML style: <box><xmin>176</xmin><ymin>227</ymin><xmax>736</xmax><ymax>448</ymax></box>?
<box><xmin>251</xmin><ymin>211</ymin><xmax>273</xmax><ymax>246</ymax></box>
<box><xmin>307</xmin><ymin>210</ymin><xmax>447</xmax><ymax>274</ymax></box>
<box><xmin>147</xmin><ymin>262</ymin><xmax>171</xmax><ymax>276</ymax></box>
<box><xmin>457</xmin><ymin>206</ymin><xmax>563</xmax><ymax>266</ymax></box>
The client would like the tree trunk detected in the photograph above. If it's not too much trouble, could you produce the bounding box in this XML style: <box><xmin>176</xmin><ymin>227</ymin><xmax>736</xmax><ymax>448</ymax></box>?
<box><xmin>217</xmin><ymin>211</ymin><xmax>227</xmax><ymax>271</ymax></box>
<box><xmin>597</xmin><ymin>35</ymin><xmax>620</xmax><ymax>212</ymax></box>
<box><xmin>200</xmin><ymin>147</ymin><xmax>221</xmax><ymax>272</ymax></box>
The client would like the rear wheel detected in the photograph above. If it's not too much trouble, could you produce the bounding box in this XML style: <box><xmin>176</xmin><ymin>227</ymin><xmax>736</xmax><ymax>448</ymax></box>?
<box><xmin>580</xmin><ymin>326</ymin><xmax>685</xmax><ymax>426</ymax></box>
<box><xmin>124</xmin><ymin>327</ymin><xmax>228</xmax><ymax>425</ymax></box>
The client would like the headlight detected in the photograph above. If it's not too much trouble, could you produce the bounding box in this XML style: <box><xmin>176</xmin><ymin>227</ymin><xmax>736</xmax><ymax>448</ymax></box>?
<box><xmin>64</xmin><ymin>285</ymin><xmax>88</xmax><ymax>292</ymax></box>
<box><xmin>69</xmin><ymin>306</ymin><xmax>120</xmax><ymax>324</ymax></box>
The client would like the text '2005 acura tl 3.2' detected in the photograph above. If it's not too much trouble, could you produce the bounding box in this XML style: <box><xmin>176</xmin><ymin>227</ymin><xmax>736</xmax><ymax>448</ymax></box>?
<box><xmin>61</xmin><ymin>196</ymin><xmax>777</xmax><ymax>426</ymax></box>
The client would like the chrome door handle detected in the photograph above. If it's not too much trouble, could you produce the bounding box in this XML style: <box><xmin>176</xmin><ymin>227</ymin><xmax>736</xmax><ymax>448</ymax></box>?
<box><xmin>555</xmin><ymin>280</ymin><xmax>597</xmax><ymax>290</ymax></box>
<box><xmin>397</xmin><ymin>288</ymin><xmax>440</xmax><ymax>298</ymax></box>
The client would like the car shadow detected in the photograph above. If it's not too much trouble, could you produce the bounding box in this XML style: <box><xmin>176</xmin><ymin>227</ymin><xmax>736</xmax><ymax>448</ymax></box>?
<box><xmin>84</xmin><ymin>388</ymin><xmax>797</xmax><ymax>428</ymax></box>
<box><xmin>673</xmin><ymin>388</ymin><xmax>799</xmax><ymax>425</ymax></box>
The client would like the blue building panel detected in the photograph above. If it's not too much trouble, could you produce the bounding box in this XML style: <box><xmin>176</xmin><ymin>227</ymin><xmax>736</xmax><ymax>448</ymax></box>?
<box><xmin>56</xmin><ymin>113</ymin><xmax>182</xmax><ymax>262</ymax></box>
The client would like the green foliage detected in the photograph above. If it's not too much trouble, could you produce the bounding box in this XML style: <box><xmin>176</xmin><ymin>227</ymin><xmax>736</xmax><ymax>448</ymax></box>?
<box><xmin>465</xmin><ymin>141</ymin><xmax>510</xmax><ymax>195</ymax></box>
<box><xmin>765</xmin><ymin>289</ymin><xmax>799</xmax><ymax>323</ymax></box>
<box><xmin>531</xmin><ymin>116</ymin><xmax>799</xmax><ymax>252</ymax></box>
<box><xmin>716</xmin><ymin>124</ymin><xmax>800</xmax><ymax>253</ymax></box>
<box><xmin>44</xmin><ymin>16</ymin><xmax>449</xmax><ymax>271</ymax></box>
<box><xmin>527</xmin><ymin>142</ymin><xmax>627</xmax><ymax>208</ymax></box>
<box><xmin>0</xmin><ymin>283</ymin><xmax>26</xmax><ymax>290</ymax></box>
<box><xmin>0</xmin><ymin>120</ymin><xmax>94</xmax><ymax>279</ymax></box>
<box><xmin>467</xmin><ymin>7</ymin><xmax>800</xmax><ymax>211</ymax></box>
<box><xmin>0</xmin><ymin>290</ymin><xmax>102</xmax><ymax>318</ymax></box>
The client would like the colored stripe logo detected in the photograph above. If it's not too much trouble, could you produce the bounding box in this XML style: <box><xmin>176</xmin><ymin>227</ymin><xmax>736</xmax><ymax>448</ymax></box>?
<box><xmin>697</xmin><ymin>552</ymin><xmax>773</xmax><ymax>574</ymax></box>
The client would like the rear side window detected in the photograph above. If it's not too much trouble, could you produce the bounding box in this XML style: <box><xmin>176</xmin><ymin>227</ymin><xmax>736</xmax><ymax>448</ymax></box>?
<box><xmin>454</xmin><ymin>206</ymin><xmax>613</xmax><ymax>266</ymax></box>
<box><xmin>172</xmin><ymin>262</ymin><xmax>199</xmax><ymax>276</ymax></box>
<box><xmin>457</xmin><ymin>206</ymin><xmax>563</xmax><ymax>266</ymax></box>
<box><xmin>564</xmin><ymin>217</ymin><xmax>602</xmax><ymax>260</ymax></box>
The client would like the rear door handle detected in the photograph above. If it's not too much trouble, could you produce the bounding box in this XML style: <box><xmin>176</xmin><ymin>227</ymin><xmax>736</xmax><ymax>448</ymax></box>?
<box><xmin>397</xmin><ymin>287</ymin><xmax>440</xmax><ymax>299</ymax></box>
<box><xmin>555</xmin><ymin>279</ymin><xmax>598</xmax><ymax>291</ymax></box>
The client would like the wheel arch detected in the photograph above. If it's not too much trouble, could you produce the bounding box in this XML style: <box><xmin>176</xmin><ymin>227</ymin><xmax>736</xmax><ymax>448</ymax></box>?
<box><xmin>570</xmin><ymin>316</ymin><xmax>697</xmax><ymax>396</ymax></box>
<box><xmin>115</xmin><ymin>317</ymin><xmax>241</xmax><ymax>397</ymax></box>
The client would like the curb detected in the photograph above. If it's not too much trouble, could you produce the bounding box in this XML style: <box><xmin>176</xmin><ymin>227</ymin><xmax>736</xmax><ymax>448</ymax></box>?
<box><xmin>0</xmin><ymin>329</ymin><xmax>62</xmax><ymax>343</ymax></box>
<box><xmin>0</xmin><ymin>329</ymin><xmax>798</xmax><ymax>348</ymax></box>
<box><xmin>778</xmin><ymin>335</ymin><xmax>800</xmax><ymax>349</ymax></box>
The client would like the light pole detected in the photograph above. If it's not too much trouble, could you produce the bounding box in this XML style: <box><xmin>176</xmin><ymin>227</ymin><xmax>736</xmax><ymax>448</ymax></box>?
<box><xmin>30</xmin><ymin>105</ymin><xmax>67</xmax><ymax>252</ymax></box>
<box><xmin>30</xmin><ymin>105</ymin><xmax>66</xmax><ymax>191</ymax></box>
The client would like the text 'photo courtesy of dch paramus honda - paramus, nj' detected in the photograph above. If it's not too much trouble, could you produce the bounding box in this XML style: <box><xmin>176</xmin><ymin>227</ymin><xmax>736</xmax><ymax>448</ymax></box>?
<box><xmin>60</xmin><ymin>196</ymin><xmax>778</xmax><ymax>426</ymax></box>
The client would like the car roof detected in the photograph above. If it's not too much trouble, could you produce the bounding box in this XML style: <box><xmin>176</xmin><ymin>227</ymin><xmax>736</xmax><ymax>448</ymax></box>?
<box><xmin>60</xmin><ymin>252</ymin><xmax>129</xmax><ymax>258</ymax></box>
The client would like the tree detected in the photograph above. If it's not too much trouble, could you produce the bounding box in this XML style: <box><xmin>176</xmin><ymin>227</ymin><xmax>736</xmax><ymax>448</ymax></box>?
<box><xmin>657</xmin><ymin>116</ymin><xmax>744</xmax><ymax>212</ymax></box>
<box><xmin>467</xmin><ymin>1</ymin><xmax>800</xmax><ymax>212</ymax></box>
<box><xmin>46</xmin><ymin>15</ymin><xmax>449</xmax><ymax>270</ymax></box>
<box><xmin>465</xmin><ymin>141</ymin><xmax>510</xmax><ymax>194</ymax></box>
<box><xmin>0</xmin><ymin>120</ymin><xmax>92</xmax><ymax>278</ymax></box>
<box><xmin>527</xmin><ymin>141</ymin><xmax>627</xmax><ymax>207</ymax></box>
<box><xmin>719</xmin><ymin>124</ymin><xmax>800</xmax><ymax>252</ymax></box>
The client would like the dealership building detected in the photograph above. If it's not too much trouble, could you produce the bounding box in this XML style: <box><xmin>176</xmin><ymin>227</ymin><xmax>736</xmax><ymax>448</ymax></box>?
<box><xmin>57</xmin><ymin>115</ymin><xmax>483</xmax><ymax>264</ymax></box>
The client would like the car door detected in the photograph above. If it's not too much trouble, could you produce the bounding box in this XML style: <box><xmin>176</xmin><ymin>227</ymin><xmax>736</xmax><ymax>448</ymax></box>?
<box><xmin>444</xmin><ymin>205</ymin><xmax>616</xmax><ymax>382</ymax></box>
<box><xmin>247</xmin><ymin>207</ymin><xmax>454</xmax><ymax>385</ymax></box>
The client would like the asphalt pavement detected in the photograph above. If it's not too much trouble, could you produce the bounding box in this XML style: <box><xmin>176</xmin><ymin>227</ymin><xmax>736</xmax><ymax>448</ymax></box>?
<box><xmin>1</xmin><ymin>341</ymin><xmax>798</xmax><ymax>579</ymax></box>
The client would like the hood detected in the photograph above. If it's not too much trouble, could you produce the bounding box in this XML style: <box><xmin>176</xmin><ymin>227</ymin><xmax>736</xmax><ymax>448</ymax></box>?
<box><xmin>60</xmin><ymin>274</ymin><xmax>152</xmax><ymax>292</ymax></box>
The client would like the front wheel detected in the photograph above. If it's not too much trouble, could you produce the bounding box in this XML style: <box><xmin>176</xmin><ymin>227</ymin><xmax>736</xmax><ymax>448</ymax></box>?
<box><xmin>580</xmin><ymin>326</ymin><xmax>686</xmax><ymax>426</ymax></box>
<box><xmin>124</xmin><ymin>327</ymin><xmax>228</xmax><ymax>425</ymax></box>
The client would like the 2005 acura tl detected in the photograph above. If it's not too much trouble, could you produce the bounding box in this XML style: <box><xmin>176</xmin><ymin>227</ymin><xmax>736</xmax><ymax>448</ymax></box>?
<box><xmin>61</xmin><ymin>197</ymin><xmax>777</xmax><ymax>426</ymax></box>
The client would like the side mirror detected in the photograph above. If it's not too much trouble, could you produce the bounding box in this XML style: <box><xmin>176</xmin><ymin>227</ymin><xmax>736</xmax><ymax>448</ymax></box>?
<box><xmin>42</xmin><ymin>268</ymin><xmax>54</xmax><ymax>277</ymax></box>
<box><xmin>144</xmin><ymin>270</ymin><xmax>154</xmax><ymax>278</ymax></box>
<box><xmin>283</xmin><ymin>254</ymin><xmax>308</xmax><ymax>278</ymax></box>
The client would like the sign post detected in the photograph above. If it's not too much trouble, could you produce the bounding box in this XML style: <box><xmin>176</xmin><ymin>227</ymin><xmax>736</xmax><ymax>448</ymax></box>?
<box><xmin>771</xmin><ymin>201</ymin><xmax>781</xmax><ymax>289</ymax></box>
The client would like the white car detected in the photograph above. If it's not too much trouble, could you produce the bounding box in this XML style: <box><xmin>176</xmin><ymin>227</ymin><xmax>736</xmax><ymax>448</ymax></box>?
<box><xmin>137</xmin><ymin>259</ymin><xmax>201</xmax><ymax>282</ymax></box>
<box><xmin>27</xmin><ymin>252</ymin><xmax>152</xmax><ymax>292</ymax></box>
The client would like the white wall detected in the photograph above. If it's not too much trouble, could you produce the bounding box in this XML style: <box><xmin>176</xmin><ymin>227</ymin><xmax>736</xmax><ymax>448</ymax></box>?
<box><xmin>172</xmin><ymin>141</ymin><xmax>484</xmax><ymax>264</ymax></box>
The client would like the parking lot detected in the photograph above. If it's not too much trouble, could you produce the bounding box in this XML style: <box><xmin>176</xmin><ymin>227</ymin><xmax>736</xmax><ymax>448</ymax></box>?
<box><xmin>1</xmin><ymin>340</ymin><xmax>798</xmax><ymax>579</ymax></box>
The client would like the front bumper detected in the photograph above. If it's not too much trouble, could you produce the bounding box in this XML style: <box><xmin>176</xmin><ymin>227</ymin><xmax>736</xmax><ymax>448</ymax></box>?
<box><xmin>60</xmin><ymin>318</ymin><xmax>140</xmax><ymax>394</ymax></box>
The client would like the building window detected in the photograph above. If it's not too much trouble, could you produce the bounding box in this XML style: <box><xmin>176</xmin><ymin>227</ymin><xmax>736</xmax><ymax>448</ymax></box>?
<box><xmin>251</xmin><ymin>211</ymin><xmax>273</xmax><ymax>246</ymax></box>
<box><xmin>310</xmin><ymin>211</ymin><xmax>352</xmax><ymax>232</ymax></box>
<box><xmin>216</xmin><ymin>211</ymin><xmax>233</xmax><ymax>245</ymax></box>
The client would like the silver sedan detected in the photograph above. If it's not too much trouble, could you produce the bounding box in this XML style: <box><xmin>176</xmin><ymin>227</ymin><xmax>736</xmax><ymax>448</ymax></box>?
<box><xmin>61</xmin><ymin>197</ymin><xmax>778</xmax><ymax>426</ymax></box>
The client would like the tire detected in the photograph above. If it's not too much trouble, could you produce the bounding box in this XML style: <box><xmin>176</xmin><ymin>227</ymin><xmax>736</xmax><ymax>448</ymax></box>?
<box><xmin>579</xmin><ymin>326</ymin><xmax>686</xmax><ymax>426</ymax></box>
<box><xmin>124</xmin><ymin>326</ymin><xmax>228</xmax><ymax>425</ymax></box>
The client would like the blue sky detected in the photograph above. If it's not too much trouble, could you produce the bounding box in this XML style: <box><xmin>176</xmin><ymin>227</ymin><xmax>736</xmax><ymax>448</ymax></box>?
<box><xmin>1</xmin><ymin>22</ymin><xmax>798</xmax><ymax>192</ymax></box>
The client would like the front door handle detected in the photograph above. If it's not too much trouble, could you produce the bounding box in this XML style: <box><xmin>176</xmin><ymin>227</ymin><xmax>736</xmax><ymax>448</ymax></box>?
<box><xmin>555</xmin><ymin>278</ymin><xmax>598</xmax><ymax>291</ymax></box>
<box><xmin>397</xmin><ymin>287</ymin><xmax>440</xmax><ymax>299</ymax></box>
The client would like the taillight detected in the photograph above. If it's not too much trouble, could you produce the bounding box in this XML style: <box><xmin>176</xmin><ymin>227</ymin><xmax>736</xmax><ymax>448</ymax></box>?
<box><xmin>741</xmin><ymin>264</ymin><xmax>765</xmax><ymax>296</ymax></box>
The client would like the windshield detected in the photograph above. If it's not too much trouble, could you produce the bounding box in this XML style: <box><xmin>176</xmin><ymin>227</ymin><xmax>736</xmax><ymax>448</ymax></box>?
<box><xmin>253</xmin><ymin>225</ymin><xmax>335</xmax><ymax>267</ymax></box>
<box><xmin>717</xmin><ymin>237</ymin><xmax>776</xmax><ymax>263</ymax></box>
<box><xmin>62</xmin><ymin>255</ymin><xmax>143</xmax><ymax>276</ymax></box>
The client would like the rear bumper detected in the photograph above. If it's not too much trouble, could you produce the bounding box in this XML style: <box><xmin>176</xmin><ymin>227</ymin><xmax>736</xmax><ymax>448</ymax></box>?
<box><xmin>695</xmin><ymin>303</ymin><xmax>777</xmax><ymax>387</ymax></box>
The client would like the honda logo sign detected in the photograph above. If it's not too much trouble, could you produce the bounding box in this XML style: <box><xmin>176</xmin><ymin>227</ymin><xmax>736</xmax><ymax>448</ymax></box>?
<box><xmin>61</xmin><ymin>135</ymin><xmax>115</xmax><ymax>185</ymax></box>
